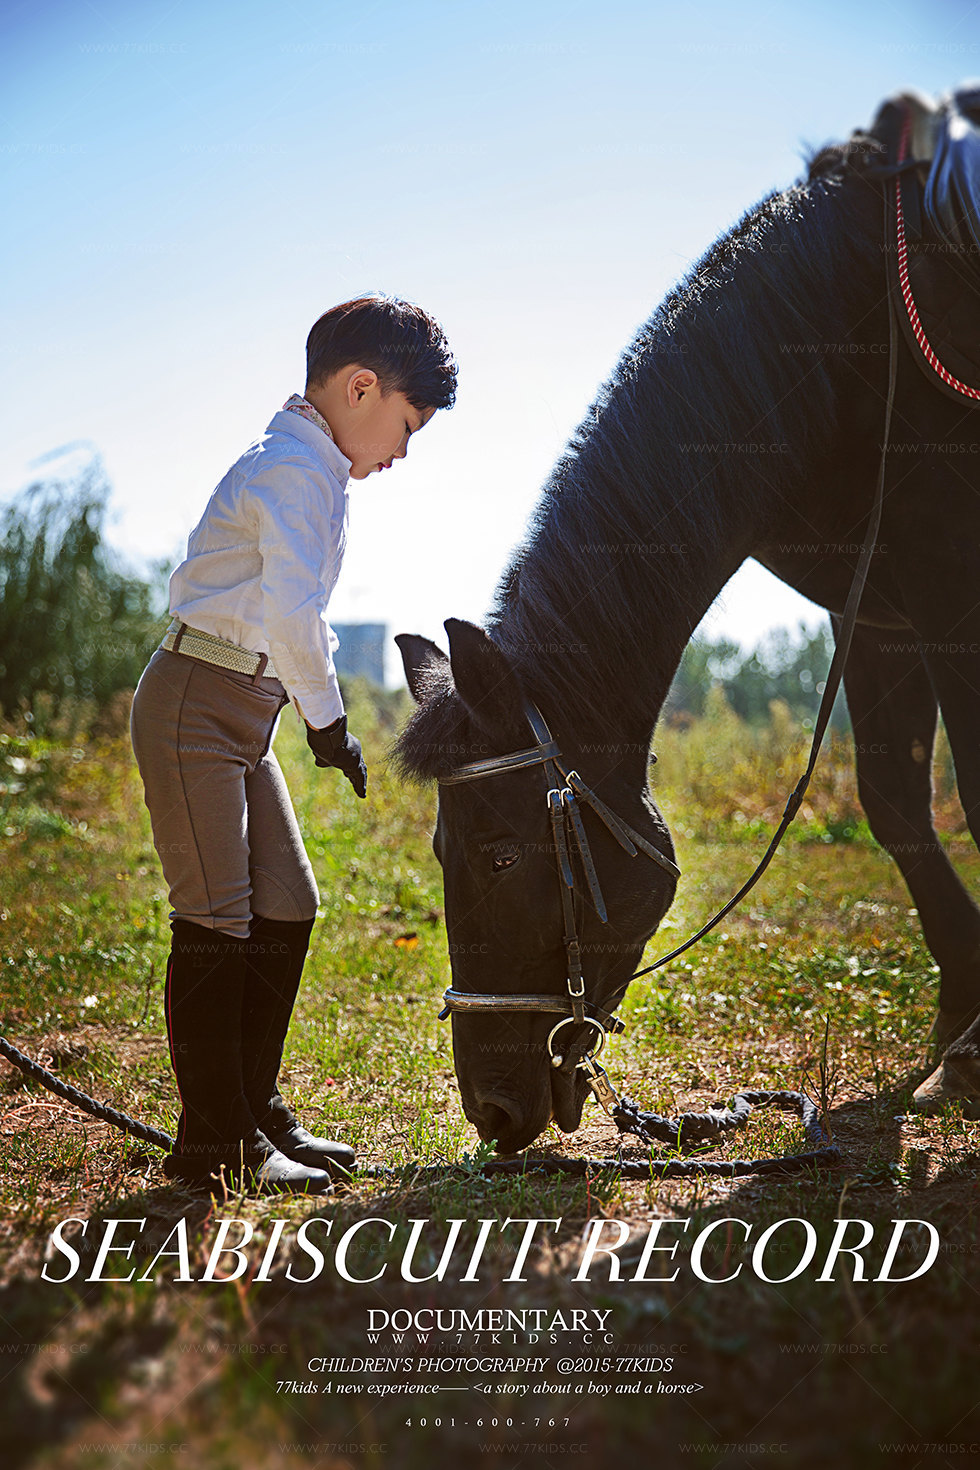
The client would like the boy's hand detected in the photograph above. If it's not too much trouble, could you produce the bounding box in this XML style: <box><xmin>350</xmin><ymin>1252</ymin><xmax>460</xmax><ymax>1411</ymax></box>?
<box><xmin>305</xmin><ymin>716</ymin><xmax>367</xmax><ymax>798</ymax></box>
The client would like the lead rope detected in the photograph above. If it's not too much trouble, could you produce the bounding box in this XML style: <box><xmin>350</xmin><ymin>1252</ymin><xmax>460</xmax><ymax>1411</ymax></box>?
<box><xmin>0</xmin><ymin>1033</ymin><xmax>174</xmax><ymax>1151</ymax></box>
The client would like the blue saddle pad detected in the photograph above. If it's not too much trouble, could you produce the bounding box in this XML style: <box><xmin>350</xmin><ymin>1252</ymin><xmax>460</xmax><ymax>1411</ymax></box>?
<box><xmin>924</xmin><ymin>85</ymin><xmax>980</xmax><ymax>254</ymax></box>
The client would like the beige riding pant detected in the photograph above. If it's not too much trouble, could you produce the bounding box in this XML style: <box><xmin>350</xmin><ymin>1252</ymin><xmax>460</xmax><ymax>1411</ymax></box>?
<box><xmin>130</xmin><ymin>648</ymin><xmax>319</xmax><ymax>939</ymax></box>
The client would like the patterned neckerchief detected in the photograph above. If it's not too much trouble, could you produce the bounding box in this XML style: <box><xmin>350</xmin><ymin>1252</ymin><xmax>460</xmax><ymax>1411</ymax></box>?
<box><xmin>282</xmin><ymin>393</ymin><xmax>335</xmax><ymax>441</ymax></box>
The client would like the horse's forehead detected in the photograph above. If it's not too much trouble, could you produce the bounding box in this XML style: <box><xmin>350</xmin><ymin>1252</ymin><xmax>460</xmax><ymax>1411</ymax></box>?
<box><xmin>441</xmin><ymin>777</ymin><xmax>525</xmax><ymax>822</ymax></box>
<box><xmin>438</xmin><ymin>773</ymin><xmax>554</xmax><ymax>847</ymax></box>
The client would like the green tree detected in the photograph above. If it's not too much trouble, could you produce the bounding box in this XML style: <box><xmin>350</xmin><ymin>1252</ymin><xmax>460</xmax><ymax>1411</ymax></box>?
<box><xmin>666</xmin><ymin>622</ymin><xmax>850</xmax><ymax>731</ymax></box>
<box><xmin>664</xmin><ymin>635</ymin><xmax>741</xmax><ymax>719</ymax></box>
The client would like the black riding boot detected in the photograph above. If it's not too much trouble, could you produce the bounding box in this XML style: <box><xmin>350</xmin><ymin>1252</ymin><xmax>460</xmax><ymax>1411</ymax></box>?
<box><xmin>163</xmin><ymin>918</ymin><xmax>333</xmax><ymax>1194</ymax></box>
<box><xmin>241</xmin><ymin>914</ymin><xmax>356</xmax><ymax>1178</ymax></box>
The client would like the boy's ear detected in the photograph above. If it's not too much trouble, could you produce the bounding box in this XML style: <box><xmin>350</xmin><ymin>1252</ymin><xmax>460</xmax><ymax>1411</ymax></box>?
<box><xmin>395</xmin><ymin>633</ymin><xmax>449</xmax><ymax>703</ymax></box>
<box><xmin>347</xmin><ymin>367</ymin><xmax>379</xmax><ymax>406</ymax></box>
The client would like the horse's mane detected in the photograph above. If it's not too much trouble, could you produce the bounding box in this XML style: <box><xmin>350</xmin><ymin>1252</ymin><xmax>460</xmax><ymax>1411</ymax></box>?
<box><xmin>395</xmin><ymin>144</ymin><xmax>880</xmax><ymax>779</ymax></box>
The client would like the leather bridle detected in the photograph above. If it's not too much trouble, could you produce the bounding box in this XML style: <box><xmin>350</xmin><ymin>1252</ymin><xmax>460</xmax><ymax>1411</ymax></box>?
<box><xmin>437</xmin><ymin>700</ymin><xmax>679</xmax><ymax>1095</ymax></box>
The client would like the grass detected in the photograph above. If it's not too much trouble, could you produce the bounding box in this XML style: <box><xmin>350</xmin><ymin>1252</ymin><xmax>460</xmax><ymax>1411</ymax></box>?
<box><xmin>1</xmin><ymin>688</ymin><xmax>979</xmax><ymax>1468</ymax></box>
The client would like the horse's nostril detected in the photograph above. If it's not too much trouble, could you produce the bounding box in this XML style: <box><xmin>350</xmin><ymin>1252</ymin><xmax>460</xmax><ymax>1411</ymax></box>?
<box><xmin>474</xmin><ymin>1094</ymin><xmax>523</xmax><ymax>1145</ymax></box>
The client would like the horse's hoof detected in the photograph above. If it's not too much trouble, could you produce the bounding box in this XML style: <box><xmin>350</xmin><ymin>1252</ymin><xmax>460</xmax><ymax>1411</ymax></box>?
<box><xmin>912</xmin><ymin>1057</ymin><xmax>980</xmax><ymax>1118</ymax></box>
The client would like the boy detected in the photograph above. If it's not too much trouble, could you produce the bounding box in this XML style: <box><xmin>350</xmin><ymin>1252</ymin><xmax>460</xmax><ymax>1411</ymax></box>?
<box><xmin>130</xmin><ymin>296</ymin><xmax>457</xmax><ymax>1194</ymax></box>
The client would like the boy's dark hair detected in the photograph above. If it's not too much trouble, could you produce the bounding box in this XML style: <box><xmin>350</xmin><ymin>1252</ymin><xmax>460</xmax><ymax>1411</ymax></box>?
<box><xmin>305</xmin><ymin>295</ymin><xmax>457</xmax><ymax>410</ymax></box>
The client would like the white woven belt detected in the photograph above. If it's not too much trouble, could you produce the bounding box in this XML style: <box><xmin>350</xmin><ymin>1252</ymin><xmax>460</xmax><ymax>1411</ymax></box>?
<box><xmin>161</xmin><ymin>619</ymin><xmax>281</xmax><ymax>681</ymax></box>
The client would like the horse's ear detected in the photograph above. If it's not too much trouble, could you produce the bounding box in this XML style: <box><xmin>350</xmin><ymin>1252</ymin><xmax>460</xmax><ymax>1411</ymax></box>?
<box><xmin>444</xmin><ymin>618</ymin><xmax>528</xmax><ymax>744</ymax></box>
<box><xmin>395</xmin><ymin>633</ymin><xmax>449</xmax><ymax>703</ymax></box>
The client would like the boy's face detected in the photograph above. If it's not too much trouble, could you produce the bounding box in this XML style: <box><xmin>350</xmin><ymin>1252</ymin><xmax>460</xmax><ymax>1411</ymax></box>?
<box><xmin>312</xmin><ymin>367</ymin><xmax>435</xmax><ymax>480</ymax></box>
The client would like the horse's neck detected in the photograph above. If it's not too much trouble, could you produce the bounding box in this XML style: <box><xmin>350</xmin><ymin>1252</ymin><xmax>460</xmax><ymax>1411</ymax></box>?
<box><xmin>491</xmin><ymin>177</ymin><xmax>883</xmax><ymax>773</ymax></box>
<box><xmin>566</xmin><ymin>558</ymin><xmax>741</xmax><ymax>784</ymax></box>
<box><xmin>498</xmin><ymin>489</ymin><xmax>768</xmax><ymax>779</ymax></box>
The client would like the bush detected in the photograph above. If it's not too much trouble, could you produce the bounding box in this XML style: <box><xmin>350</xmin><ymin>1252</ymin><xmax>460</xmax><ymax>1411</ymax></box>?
<box><xmin>653</xmin><ymin>684</ymin><xmax>965</xmax><ymax>841</ymax></box>
<box><xmin>0</xmin><ymin>463</ymin><xmax>167</xmax><ymax>736</ymax></box>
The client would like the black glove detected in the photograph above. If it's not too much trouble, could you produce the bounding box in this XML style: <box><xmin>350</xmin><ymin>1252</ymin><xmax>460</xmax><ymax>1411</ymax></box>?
<box><xmin>305</xmin><ymin>715</ymin><xmax>367</xmax><ymax>798</ymax></box>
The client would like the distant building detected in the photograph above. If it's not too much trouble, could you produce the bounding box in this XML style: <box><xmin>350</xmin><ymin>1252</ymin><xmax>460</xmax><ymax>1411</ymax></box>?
<box><xmin>332</xmin><ymin>623</ymin><xmax>386</xmax><ymax>687</ymax></box>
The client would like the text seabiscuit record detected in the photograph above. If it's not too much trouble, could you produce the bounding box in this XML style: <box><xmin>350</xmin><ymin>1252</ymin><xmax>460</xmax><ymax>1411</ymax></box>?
<box><xmin>41</xmin><ymin>1214</ymin><xmax>939</xmax><ymax>1285</ymax></box>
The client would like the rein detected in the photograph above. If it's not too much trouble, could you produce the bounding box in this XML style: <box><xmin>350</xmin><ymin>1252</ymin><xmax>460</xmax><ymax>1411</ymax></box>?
<box><xmin>434</xmin><ymin>142</ymin><xmax>910</xmax><ymax>1162</ymax></box>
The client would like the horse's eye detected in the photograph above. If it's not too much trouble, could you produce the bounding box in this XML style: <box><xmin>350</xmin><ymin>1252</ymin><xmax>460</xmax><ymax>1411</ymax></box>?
<box><xmin>492</xmin><ymin>847</ymin><xmax>521</xmax><ymax>872</ymax></box>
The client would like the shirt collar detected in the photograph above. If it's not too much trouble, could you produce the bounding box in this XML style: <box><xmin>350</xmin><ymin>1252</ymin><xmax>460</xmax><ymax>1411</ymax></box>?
<box><xmin>268</xmin><ymin>397</ymin><xmax>352</xmax><ymax>483</ymax></box>
<box><xmin>282</xmin><ymin>393</ymin><xmax>335</xmax><ymax>440</ymax></box>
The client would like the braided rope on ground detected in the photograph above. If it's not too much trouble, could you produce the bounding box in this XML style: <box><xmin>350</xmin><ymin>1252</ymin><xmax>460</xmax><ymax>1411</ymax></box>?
<box><xmin>0</xmin><ymin>1035</ymin><xmax>175</xmax><ymax>1152</ymax></box>
<box><xmin>365</xmin><ymin>1091</ymin><xmax>840</xmax><ymax>1180</ymax></box>
<box><xmin>2</xmin><ymin>1036</ymin><xmax>839</xmax><ymax>1179</ymax></box>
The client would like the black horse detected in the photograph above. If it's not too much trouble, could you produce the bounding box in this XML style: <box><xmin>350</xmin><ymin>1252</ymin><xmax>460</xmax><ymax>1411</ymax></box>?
<box><xmin>394</xmin><ymin>88</ymin><xmax>980</xmax><ymax>1154</ymax></box>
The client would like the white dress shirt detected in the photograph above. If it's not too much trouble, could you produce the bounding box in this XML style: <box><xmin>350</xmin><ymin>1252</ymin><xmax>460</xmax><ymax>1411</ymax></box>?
<box><xmin>169</xmin><ymin>408</ymin><xmax>352</xmax><ymax>729</ymax></box>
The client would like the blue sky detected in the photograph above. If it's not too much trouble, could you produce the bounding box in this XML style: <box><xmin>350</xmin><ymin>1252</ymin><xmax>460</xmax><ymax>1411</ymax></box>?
<box><xmin>2</xmin><ymin>0</ymin><xmax>976</xmax><ymax>677</ymax></box>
